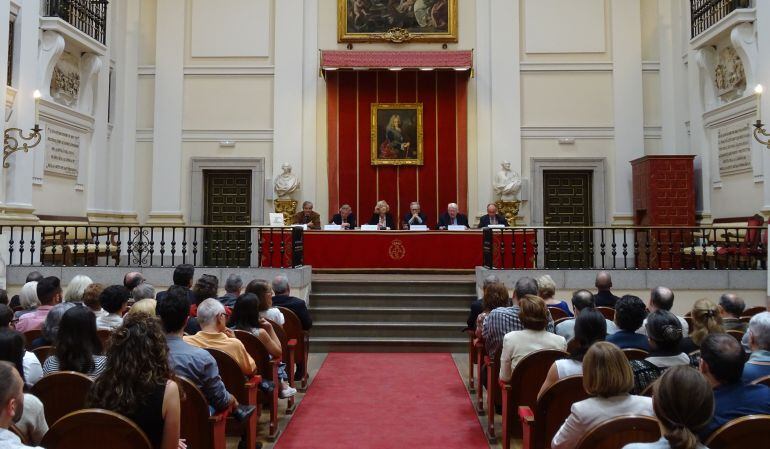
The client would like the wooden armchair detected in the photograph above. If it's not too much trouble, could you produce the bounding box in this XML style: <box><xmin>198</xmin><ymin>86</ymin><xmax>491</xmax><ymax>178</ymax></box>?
<box><xmin>22</xmin><ymin>329</ymin><xmax>42</xmax><ymax>350</ymax></box>
<box><xmin>41</xmin><ymin>409</ymin><xmax>152</xmax><ymax>449</ymax></box>
<box><xmin>743</xmin><ymin>306</ymin><xmax>768</xmax><ymax>317</ymax></box>
<box><xmin>705</xmin><ymin>415</ymin><xmax>770</xmax><ymax>449</ymax></box>
<box><xmin>500</xmin><ymin>349</ymin><xmax>569</xmax><ymax>448</ymax></box>
<box><xmin>30</xmin><ymin>371</ymin><xmax>93</xmax><ymax>426</ymax></box>
<box><xmin>40</xmin><ymin>225</ymin><xmax>121</xmax><ymax>267</ymax></box>
<box><xmin>473</xmin><ymin>337</ymin><xmax>485</xmax><ymax>415</ymax></box>
<box><xmin>266</xmin><ymin>318</ymin><xmax>296</xmax><ymax>414</ymax></box>
<box><xmin>32</xmin><ymin>345</ymin><xmax>55</xmax><ymax>364</ymax></box>
<box><xmin>751</xmin><ymin>375</ymin><xmax>770</xmax><ymax>387</ymax></box>
<box><xmin>595</xmin><ymin>307</ymin><xmax>615</xmax><ymax>321</ymax></box>
<box><xmin>683</xmin><ymin>216</ymin><xmax>766</xmax><ymax>269</ymax></box>
<box><xmin>622</xmin><ymin>348</ymin><xmax>649</xmax><ymax>361</ymax></box>
<box><xmin>234</xmin><ymin>330</ymin><xmax>280</xmax><ymax>440</ymax></box>
<box><xmin>547</xmin><ymin>307</ymin><xmax>569</xmax><ymax>321</ymax></box>
<box><xmin>574</xmin><ymin>415</ymin><xmax>660</xmax><ymax>449</ymax></box>
<box><xmin>464</xmin><ymin>329</ymin><xmax>476</xmax><ymax>393</ymax></box>
<box><xmin>519</xmin><ymin>375</ymin><xmax>589</xmax><ymax>449</ymax></box>
<box><xmin>205</xmin><ymin>348</ymin><xmax>262</xmax><ymax>447</ymax></box>
<box><xmin>97</xmin><ymin>329</ymin><xmax>112</xmax><ymax>349</ymax></box>
<box><xmin>276</xmin><ymin>306</ymin><xmax>310</xmax><ymax>391</ymax></box>
<box><xmin>177</xmin><ymin>376</ymin><xmax>228</xmax><ymax>449</ymax></box>
<box><xmin>484</xmin><ymin>348</ymin><xmax>503</xmax><ymax>442</ymax></box>
<box><xmin>727</xmin><ymin>329</ymin><xmax>744</xmax><ymax>342</ymax></box>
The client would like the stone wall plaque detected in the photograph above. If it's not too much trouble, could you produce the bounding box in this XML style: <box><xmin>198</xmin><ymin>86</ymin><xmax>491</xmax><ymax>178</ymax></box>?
<box><xmin>44</xmin><ymin>124</ymin><xmax>80</xmax><ymax>178</ymax></box>
<box><xmin>718</xmin><ymin>121</ymin><xmax>752</xmax><ymax>176</ymax></box>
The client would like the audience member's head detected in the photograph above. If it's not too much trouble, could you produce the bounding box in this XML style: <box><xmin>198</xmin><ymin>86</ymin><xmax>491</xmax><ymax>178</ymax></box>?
<box><xmin>127</xmin><ymin>298</ymin><xmax>157</xmax><ymax>318</ymax></box>
<box><xmin>131</xmin><ymin>283</ymin><xmax>155</xmax><ymax>302</ymax></box>
<box><xmin>718</xmin><ymin>293</ymin><xmax>746</xmax><ymax>319</ymax></box>
<box><xmin>650</xmin><ymin>286</ymin><xmax>675</xmax><ymax>312</ymax></box>
<box><xmin>748</xmin><ymin>312</ymin><xmax>770</xmax><ymax>352</ymax></box>
<box><xmin>192</xmin><ymin>274</ymin><xmax>219</xmax><ymax>305</ymax></box>
<box><xmin>41</xmin><ymin>302</ymin><xmax>76</xmax><ymax>343</ymax></box>
<box><xmin>99</xmin><ymin>285</ymin><xmax>130</xmax><ymax>315</ymax></box>
<box><xmin>595</xmin><ymin>271</ymin><xmax>612</xmax><ymax>292</ymax></box>
<box><xmin>536</xmin><ymin>275</ymin><xmax>557</xmax><ymax>301</ymax></box>
<box><xmin>122</xmin><ymin>272</ymin><xmax>144</xmax><ymax>291</ymax></box>
<box><xmin>582</xmin><ymin>342</ymin><xmax>633</xmax><ymax>398</ymax></box>
<box><xmin>646</xmin><ymin>310</ymin><xmax>684</xmax><ymax>353</ymax></box>
<box><xmin>519</xmin><ymin>295</ymin><xmax>548</xmax><ymax>331</ymax></box>
<box><xmin>229</xmin><ymin>293</ymin><xmax>261</xmax><ymax>331</ymax></box>
<box><xmin>25</xmin><ymin>271</ymin><xmax>43</xmax><ymax>283</ymax></box>
<box><xmin>482</xmin><ymin>283</ymin><xmax>510</xmax><ymax>312</ymax></box>
<box><xmin>0</xmin><ymin>329</ymin><xmax>25</xmax><ymax>384</ymax></box>
<box><xmin>36</xmin><ymin>276</ymin><xmax>62</xmax><ymax>306</ymax></box>
<box><xmin>614</xmin><ymin>295</ymin><xmax>647</xmax><ymax>332</ymax></box>
<box><xmin>82</xmin><ymin>283</ymin><xmax>105</xmax><ymax>313</ymax></box>
<box><xmin>165</xmin><ymin>285</ymin><xmax>192</xmax><ymax>307</ymax></box>
<box><xmin>63</xmin><ymin>275</ymin><xmax>93</xmax><ymax>303</ymax></box>
<box><xmin>653</xmin><ymin>366</ymin><xmax>715</xmax><ymax>449</ymax></box>
<box><xmin>699</xmin><ymin>333</ymin><xmax>746</xmax><ymax>387</ymax></box>
<box><xmin>55</xmin><ymin>306</ymin><xmax>103</xmax><ymax>373</ymax></box>
<box><xmin>173</xmin><ymin>264</ymin><xmax>195</xmax><ymax>288</ymax></box>
<box><xmin>225</xmin><ymin>274</ymin><xmax>244</xmax><ymax>295</ymax></box>
<box><xmin>571</xmin><ymin>308</ymin><xmax>607</xmax><ymax>361</ymax></box>
<box><xmin>271</xmin><ymin>275</ymin><xmax>290</xmax><ymax>296</ymax></box>
<box><xmin>513</xmin><ymin>277</ymin><xmax>539</xmax><ymax>302</ymax></box>
<box><xmin>481</xmin><ymin>274</ymin><xmax>500</xmax><ymax>294</ymax></box>
<box><xmin>196</xmin><ymin>298</ymin><xmax>227</xmax><ymax>332</ymax></box>
<box><xmin>0</xmin><ymin>305</ymin><xmax>12</xmax><ymax>329</ymax></box>
<box><xmin>0</xmin><ymin>289</ymin><xmax>7</xmax><ymax>306</ymax></box>
<box><xmin>245</xmin><ymin>279</ymin><xmax>273</xmax><ymax>312</ymax></box>
<box><xmin>18</xmin><ymin>281</ymin><xmax>40</xmax><ymax>310</ymax></box>
<box><xmin>156</xmin><ymin>287</ymin><xmax>190</xmax><ymax>334</ymax></box>
<box><xmin>87</xmin><ymin>313</ymin><xmax>173</xmax><ymax>417</ymax></box>
<box><xmin>0</xmin><ymin>361</ymin><xmax>24</xmax><ymax>428</ymax></box>
<box><xmin>690</xmin><ymin>298</ymin><xmax>724</xmax><ymax>347</ymax></box>
<box><xmin>571</xmin><ymin>289</ymin><xmax>595</xmax><ymax>315</ymax></box>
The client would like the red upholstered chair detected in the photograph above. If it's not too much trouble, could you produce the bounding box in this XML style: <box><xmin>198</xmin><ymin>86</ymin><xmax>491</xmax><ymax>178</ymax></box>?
<box><xmin>30</xmin><ymin>371</ymin><xmax>93</xmax><ymax>426</ymax></box>
<box><xmin>705</xmin><ymin>415</ymin><xmax>770</xmax><ymax>449</ymax></box>
<box><xmin>500</xmin><ymin>349</ymin><xmax>569</xmax><ymax>449</ymax></box>
<box><xmin>574</xmin><ymin>415</ymin><xmax>660</xmax><ymax>449</ymax></box>
<box><xmin>40</xmin><ymin>409</ymin><xmax>152</xmax><ymax>449</ymax></box>
<box><xmin>177</xmin><ymin>376</ymin><xmax>228</xmax><ymax>449</ymax></box>
<box><xmin>622</xmin><ymin>348</ymin><xmax>649</xmax><ymax>361</ymax></box>
<box><xmin>715</xmin><ymin>215</ymin><xmax>766</xmax><ymax>268</ymax></box>
<box><xmin>234</xmin><ymin>329</ymin><xmax>280</xmax><ymax>439</ymax></box>
<box><xmin>484</xmin><ymin>348</ymin><xmax>503</xmax><ymax>442</ymax></box>
<box><xmin>276</xmin><ymin>306</ymin><xmax>310</xmax><ymax>391</ymax></box>
<box><xmin>595</xmin><ymin>307</ymin><xmax>615</xmax><ymax>321</ymax></box>
<box><xmin>547</xmin><ymin>307</ymin><xmax>569</xmax><ymax>321</ymax></box>
<box><xmin>205</xmin><ymin>348</ymin><xmax>263</xmax><ymax>445</ymax></box>
<box><xmin>519</xmin><ymin>375</ymin><xmax>589</xmax><ymax>449</ymax></box>
<box><xmin>266</xmin><ymin>318</ymin><xmax>296</xmax><ymax>414</ymax></box>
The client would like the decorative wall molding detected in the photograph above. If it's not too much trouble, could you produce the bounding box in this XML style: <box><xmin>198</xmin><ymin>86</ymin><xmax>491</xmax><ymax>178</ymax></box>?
<box><xmin>702</xmin><ymin>93</ymin><xmax>756</xmax><ymax>128</ymax></box>
<box><xmin>136</xmin><ymin>128</ymin><xmax>274</xmax><ymax>142</ymax></box>
<box><xmin>642</xmin><ymin>61</ymin><xmax>661</xmax><ymax>72</ymax></box>
<box><xmin>690</xmin><ymin>8</ymin><xmax>756</xmax><ymax>50</ymax></box>
<box><xmin>520</xmin><ymin>61</ymin><xmax>613</xmax><ymax>72</ymax></box>
<box><xmin>38</xmin><ymin>31</ymin><xmax>65</xmax><ymax>99</ymax></box>
<box><xmin>189</xmin><ymin>157</ymin><xmax>265</xmax><ymax>227</ymax></box>
<box><xmin>137</xmin><ymin>65</ymin><xmax>276</xmax><ymax>76</ymax></box>
<box><xmin>78</xmin><ymin>53</ymin><xmax>101</xmax><ymax>115</ymax></box>
<box><xmin>730</xmin><ymin>22</ymin><xmax>758</xmax><ymax>93</ymax></box>
<box><xmin>696</xmin><ymin>47</ymin><xmax>719</xmax><ymax>110</ymax></box>
<box><xmin>521</xmin><ymin>126</ymin><xmax>614</xmax><ymax>139</ymax></box>
<box><xmin>39</xmin><ymin>17</ymin><xmax>107</xmax><ymax>56</ymax></box>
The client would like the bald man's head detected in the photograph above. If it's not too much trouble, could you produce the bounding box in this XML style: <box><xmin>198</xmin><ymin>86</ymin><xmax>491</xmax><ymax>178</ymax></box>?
<box><xmin>650</xmin><ymin>286</ymin><xmax>675</xmax><ymax>311</ymax></box>
<box><xmin>595</xmin><ymin>271</ymin><xmax>612</xmax><ymax>291</ymax></box>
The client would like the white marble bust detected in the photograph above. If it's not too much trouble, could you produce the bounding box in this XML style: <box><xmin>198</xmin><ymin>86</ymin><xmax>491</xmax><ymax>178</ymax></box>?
<box><xmin>493</xmin><ymin>161</ymin><xmax>522</xmax><ymax>202</ymax></box>
<box><xmin>274</xmin><ymin>163</ymin><xmax>300</xmax><ymax>199</ymax></box>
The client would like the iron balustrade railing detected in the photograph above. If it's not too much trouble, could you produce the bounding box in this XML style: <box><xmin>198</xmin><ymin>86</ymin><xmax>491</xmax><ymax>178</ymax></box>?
<box><xmin>1</xmin><ymin>225</ymin><xmax>303</xmax><ymax>268</ymax></box>
<box><xmin>482</xmin><ymin>226</ymin><xmax>767</xmax><ymax>270</ymax></box>
<box><xmin>44</xmin><ymin>0</ymin><xmax>109</xmax><ymax>44</ymax></box>
<box><xmin>691</xmin><ymin>0</ymin><xmax>750</xmax><ymax>38</ymax></box>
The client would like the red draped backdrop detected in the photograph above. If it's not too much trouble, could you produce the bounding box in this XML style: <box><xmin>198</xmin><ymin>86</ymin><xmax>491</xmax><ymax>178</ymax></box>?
<box><xmin>326</xmin><ymin>70</ymin><xmax>469</xmax><ymax>229</ymax></box>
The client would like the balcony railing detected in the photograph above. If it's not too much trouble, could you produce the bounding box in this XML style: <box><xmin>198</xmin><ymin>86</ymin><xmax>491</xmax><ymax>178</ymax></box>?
<box><xmin>44</xmin><ymin>0</ymin><xmax>108</xmax><ymax>45</ymax></box>
<box><xmin>2</xmin><ymin>225</ymin><xmax>304</xmax><ymax>268</ymax></box>
<box><xmin>482</xmin><ymin>226</ymin><xmax>767</xmax><ymax>270</ymax></box>
<box><xmin>691</xmin><ymin>0</ymin><xmax>750</xmax><ymax>38</ymax></box>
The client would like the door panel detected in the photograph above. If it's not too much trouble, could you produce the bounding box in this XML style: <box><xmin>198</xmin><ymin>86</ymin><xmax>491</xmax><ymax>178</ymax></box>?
<box><xmin>543</xmin><ymin>171</ymin><xmax>593</xmax><ymax>268</ymax></box>
<box><xmin>204</xmin><ymin>171</ymin><xmax>251</xmax><ymax>266</ymax></box>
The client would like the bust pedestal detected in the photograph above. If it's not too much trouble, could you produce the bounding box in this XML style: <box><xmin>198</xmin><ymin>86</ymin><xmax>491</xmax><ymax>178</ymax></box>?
<box><xmin>274</xmin><ymin>199</ymin><xmax>298</xmax><ymax>225</ymax></box>
<box><xmin>495</xmin><ymin>200</ymin><xmax>521</xmax><ymax>226</ymax></box>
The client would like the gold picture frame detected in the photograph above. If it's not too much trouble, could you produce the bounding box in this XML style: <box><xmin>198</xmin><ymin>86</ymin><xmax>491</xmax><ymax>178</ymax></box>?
<box><xmin>338</xmin><ymin>0</ymin><xmax>458</xmax><ymax>43</ymax></box>
<box><xmin>371</xmin><ymin>103</ymin><xmax>424</xmax><ymax>166</ymax></box>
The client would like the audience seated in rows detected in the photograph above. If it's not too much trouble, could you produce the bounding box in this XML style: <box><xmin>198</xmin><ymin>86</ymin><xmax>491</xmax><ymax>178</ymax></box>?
<box><xmin>539</xmin><ymin>308</ymin><xmax>607</xmax><ymax>398</ymax></box>
<box><xmin>474</xmin><ymin>283</ymin><xmax>510</xmax><ymax>340</ymax></box>
<box><xmin>499</xmin><ymin>295</ymin><xmax>567</xmax><ymax>381</ymax></box>
<box><xmin>0</xmin><ymin>333</ymin><xmax>47</xmax><ymax>445</ymax></box>
<box><xmin>62</xmin><ymin>275</ymin><xmax>93</xmax><ymax>305</ymax></box>
<box><xmin>132</xmin><ymin>283</ymin><xmax>156</xmax><ymax>303</ymax></box>
<box><xmin>680</xmin><ymin>299</ymin><xmax>724</xmax><ymax>354</ymax></box>
<box><xmin>127</xmin><ymin>298</ymin><xmax>157</xmax><ymax>318</ymax></box>
<box><xmin>123</xmin><ymin>271</ymin><xmax>145</xmax><ymax>292</ymax></box>
<box><xmin>10</xmin><ymin>271</ymin><xmax>43</xmax><ymax>311</ymax></box>
<box><xmin>466</xmin><ymin>274</ymin><xmax>500</xmax><ymax>331</ymax></box>
<box><xmin>42</xmin><ymin>306</ymin><xmax>106</xmax><ymax>379</ymax></box>
<box><xmin>555</xmin><ymin>290</ymin><xmax>618</xmax><ymax>342</ymax></box>
<box><xmin>622</xmin><ymin>366</ymin><xmax>714</xmax><ymax>449</ymax></box>
<box><xmin>607</xmin><ymin>295</ymin><xmax>650</xmax><ymax>351</ymax></box>
<box><xmin>15</xmin><ymin>277</ymin><xmax>62</xmax><ymax>333</ymax></box>
<box><xmin>82</xmin><ymin>283</ymin><xmax>106</xmax><ymax>318</ymax></box>
<box><xmin>271</xmin><ymin>275</ymin><xmax>313</xmax><ymax>331</ymax></box>
<box><xmin>630</xmin><ymin>310</ymin><xmax>693</xmax><ymax>394</ymax></box>
<box><xmin>96</xmin><ymin>285</ymin><xmax>130</xmax><ymax>331</ymax></box>
<box><xmin>538</xmin><ymin>275</ymin><xmax>573</xmax><ymax>317</ymax></box>
<box><xmin>218</xmin><ymin>274</ymin><xmax>243</xmax><ymax>308</ymax></box>
<box><xmin>247</xmin><ymin>279</ymin><xmax>285</xmax><ymax>326</ymax></box>
<box><xmin>87</xmin><ymin>313</ymin><xmax>182</xmax><ymax>449</ymax></box>
<box><xmin>718</xmin><ymin>293</ymin><xmax>747</xmax><ymax>333</ymax></box>
<box><xmin>638</xmin><ymin>287</ymin><xmax>689</xmax><ymax>336</ymax></box>
<box><xmin>0</xmin><ymin>328</ymin><xmax>42</xmax><ymax>389</ymax></box>
<box><xmin>551</xmin><ymin>342</ymin><xmax>654</xmax><ymax>449</ymax></box>
<box><xmin>699</xmin><ymin>333</ymin><xmax>770</xmax><ymax>439</ymax></box>
<box><xmin>743</xmin><ymin>312</ymin><xmax>770</xmax><ymax>382</ymax></box>
<box><xmin>0</xmin><ymin>361</ymin><xmax>45</xmax><ymax>449</ymax></box>
<box><xmin>594</xmin><ymin>271</ymin><xmax>620</xmax><ymax>308</ymax></box>
<box><xmin>29</xmin><ymin>302</ymin><xmax>74</xmax><ymax>351</ymax></box>
<box><xmin>13</xmin><ymin>281</ymin><xmax>39</xmax><ymax>320</ymax></box>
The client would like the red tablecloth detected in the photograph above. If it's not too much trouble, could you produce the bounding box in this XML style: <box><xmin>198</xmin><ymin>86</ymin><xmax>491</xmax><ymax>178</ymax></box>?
<box><xmin>302</xmin><ymin>230</ymin><xmax>535</xmax><ymax>270</ymax></box>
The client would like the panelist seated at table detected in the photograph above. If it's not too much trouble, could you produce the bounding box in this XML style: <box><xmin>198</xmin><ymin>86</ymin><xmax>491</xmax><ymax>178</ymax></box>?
<box><xmin>478</xmin><ymin>203</ymin><xmax>508</xmax><ymax>228</ymax></box>
<box><xmin>330</xmin><ymin>204</ymin><xmax>356</xmax><ymax>229</ymax></box>
<box><xmin>367</xmin><ymin>200</ymin><xmax>396</xmax><ymax>230</ymax></box>
<box><xmin>293</xmin><ymin>201</ymin><xmax>322</xmax><ymax>229</ymax></box>
<box><xmin>437</xmin><ymin>203</ymin><xmax>469</xmax><ymax>230</ymax></box>
<box><xmin>402</xmin><ymin>202</ymin><xmax>428</xmax><ymax>229</ymax></box>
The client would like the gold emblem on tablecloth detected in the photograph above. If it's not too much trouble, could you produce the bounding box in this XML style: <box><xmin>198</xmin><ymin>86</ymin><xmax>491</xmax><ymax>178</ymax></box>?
<box><xmin>388</xmin><ymin>239</ymin><xmax>406</xmax><ymax>260</ymax></box>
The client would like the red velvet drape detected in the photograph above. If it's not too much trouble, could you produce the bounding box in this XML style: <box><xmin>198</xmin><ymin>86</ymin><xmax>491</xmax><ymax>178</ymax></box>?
<box><xmin>326</xmin><ymin>70</ymin><xmax>469</xmax><ymax>229</ymax></box>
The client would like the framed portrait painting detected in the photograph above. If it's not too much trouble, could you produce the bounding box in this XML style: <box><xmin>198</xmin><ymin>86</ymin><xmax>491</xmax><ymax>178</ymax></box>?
<box><xmin>371</xmin><ymin>103</ymin><xmax>424</xmax><ymax>166</ymax></box>
<box><xmin>339</xmin><ymin>0</ymin><xmax>458</xmax><ymax>43</ymax></box>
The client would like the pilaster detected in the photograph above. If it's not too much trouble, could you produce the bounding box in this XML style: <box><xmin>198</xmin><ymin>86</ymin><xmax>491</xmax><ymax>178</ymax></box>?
<box><xmin>0</xmin><ymin>0</ymin><xmax>10</xmax><ymax>211</ymax></box>
<box><xmin>755</xmin><ymin>2</ymin><xmax>770</xmax><ymax>213</ymax></box>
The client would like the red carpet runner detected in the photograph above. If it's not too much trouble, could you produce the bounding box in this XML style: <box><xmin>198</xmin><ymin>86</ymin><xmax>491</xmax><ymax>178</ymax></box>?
<box><xmin>274</xmin><ymin>353</ymin><xmax>489</xmax><ymax>449</ymax></box>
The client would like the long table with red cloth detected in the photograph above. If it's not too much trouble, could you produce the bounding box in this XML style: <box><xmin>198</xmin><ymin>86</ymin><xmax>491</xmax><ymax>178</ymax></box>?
<box><xmin>299</xmin><ymin>230</ymin><xmax>536</xmax><ymax>270</ymax></box>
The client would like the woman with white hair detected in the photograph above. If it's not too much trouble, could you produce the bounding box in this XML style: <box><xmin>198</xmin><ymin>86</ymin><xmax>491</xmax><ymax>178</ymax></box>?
<box><xmin>14</xmin><ymin>281</ymin><xmax>40</xmax><ymax>319</ymax></box>
<box><xmin>537</xmin><ymin>274</ymin><xmax>573</xmax><ymax>317</ymax></box>
<box><xmin>367</xmin><ymin>200</ymin><xmax>395</xmax><ymax>230</ymax></box>
<box><xmin>63</xmin><ymin>275</ymin><xmax>93</xmax><ymax>303</ymax></box>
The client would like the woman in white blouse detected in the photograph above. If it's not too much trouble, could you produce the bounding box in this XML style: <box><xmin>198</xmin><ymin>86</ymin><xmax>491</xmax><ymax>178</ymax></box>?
<box><xmin>246</xmin><ymin>279</ymin><xmax>285</xmax><ymax>326</ymax></box>
<box><xmin>551</xmin><ymin>342</ymin><xmax>655</xmax><ymax>449</ymax></box>
<box><xmin>499</xmin><ymin>295</ymin><xmax>567</xmax><ymax>382</ymax></box>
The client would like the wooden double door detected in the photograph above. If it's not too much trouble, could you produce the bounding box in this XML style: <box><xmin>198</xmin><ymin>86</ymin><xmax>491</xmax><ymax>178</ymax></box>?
<box><xmin>203</xmin><ymin>170</ymin><xmax>251</xmax><ymax>266</ymax></box>
<box><xmin>543</xmin><ymin>170</ymin><xmax>593</xmax><ymax>268</ymax></box>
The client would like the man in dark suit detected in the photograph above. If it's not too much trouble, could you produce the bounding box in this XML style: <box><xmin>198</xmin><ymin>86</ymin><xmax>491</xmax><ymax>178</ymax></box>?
<box><xmin>437</xmin><ymin>203</ymin><xmax>470</xmax><ymax>229</ymax></box>
<box><xmin>477</xmin><ymin>203</ymin><xmax>508</xmax><ymax>228</ymax></box>
<box><xmin>292</xmin><ymin>201</ymin><xmax>321</xmax><ymax>229</ymax></box>
<box><xmin>466</xmin><ymin>274</ymin><xmax>500</xmax><ymax>330</ymax></box>
<box><xmin>156</xmin><ymin>264</ymin><xmax>200</xmax><ymax>334</ymax></box>
<box><xmin>330</xmin><ymin>204</ymin><xmax>356</xmax><ymax>229</ymax></box>
<box><xmin>594</xmin><ymin>271</ymin><xmax>620</xmax><ymax>308</ymax></box>
<box><xmin>271</xmin><ymin>274</ymin><xmax>312</xmax><ymax>381</ymax></box>
<box><xmin>402</xmin><ymin>202</ymin><xmax>428</xmax><ymax>229</ymax></box>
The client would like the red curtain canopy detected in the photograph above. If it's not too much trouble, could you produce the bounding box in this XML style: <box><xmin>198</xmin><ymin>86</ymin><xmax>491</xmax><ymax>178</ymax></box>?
<box><xmin>320</xmin><ymin>50</ymin><xmax>473</xmax><ymax>71</ymax></box>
